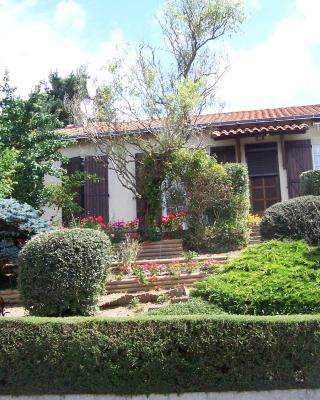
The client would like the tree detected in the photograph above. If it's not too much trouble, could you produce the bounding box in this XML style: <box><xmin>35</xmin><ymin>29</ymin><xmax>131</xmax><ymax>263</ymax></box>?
<box><xmin>76</xmin><ymin>0</ymin><xmax>244</xmax><ymax>229</ymax></box>
<box><xmin>45</xmin><ymin>68</ymin><xmax>89</xmax><ymax>127</ymax></box>
<box><xmin>0</xmin><ymin>71</ymin><xmax>66</xmax><ymax>209</ymax></box>
<box><xmin>0</xmin><ymin>145</ymin><xmax>20</xmax><ymax>198</ymax></box>
<box><xmin>43</xmin><ymin>171</ymin><xmax>98</xmax><ymax>223</ymax></box>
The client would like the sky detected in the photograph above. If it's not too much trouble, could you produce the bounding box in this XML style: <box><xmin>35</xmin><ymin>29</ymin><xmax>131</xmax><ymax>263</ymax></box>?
<box><xmin>0</xmin><ymin>0</ymin><xmax>319</xmax><ymax>112</ymax></box>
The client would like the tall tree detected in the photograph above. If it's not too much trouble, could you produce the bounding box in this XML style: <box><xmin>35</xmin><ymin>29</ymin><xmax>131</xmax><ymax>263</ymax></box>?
<box><xmin>45</xmin><ymin>68</ymin><xmax>89</xmax><ymax>127</ymax></box>
<box><xmin>76</xmin><ymin>0</ymin><xmax>245</xmax><ymax>229</ymax></box>
<box><xmin>0</xmin><ymin>71</ymin><xmax>66</xmax><ymax>209</ymax></box>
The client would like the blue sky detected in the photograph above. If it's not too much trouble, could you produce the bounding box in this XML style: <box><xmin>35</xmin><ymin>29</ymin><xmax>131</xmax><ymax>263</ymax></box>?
<box><xmin>0</xmin><ymin>0</ymin><xmax>319</xmax><ymax>111</ymax></box>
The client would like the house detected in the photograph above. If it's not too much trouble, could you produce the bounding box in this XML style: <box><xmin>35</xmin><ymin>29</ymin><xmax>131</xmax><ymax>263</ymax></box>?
<box><xmin>44</xmin><ymin>104</ymin><xmax>320</xmax><ymax>222</ymax></box>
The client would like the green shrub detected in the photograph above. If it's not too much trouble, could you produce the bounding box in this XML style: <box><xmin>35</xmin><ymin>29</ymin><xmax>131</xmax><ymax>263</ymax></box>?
<box><xmin>300</xmin><ymin>170</ymin><xmax>320</xmax><ymax>195</ymax></box>
<box><xmin>1</xmin><ymin>315</ymin><xmax>320</xmax><ymax>395</ymax></box>
<box><xmin>192</xmin><ymin>240</ymin><xmax>320</xmax><ymax>315</ymax></box>
<box><xmin>148</xmin><ymin>298</ymin><xmax>224</xmax><ymax>315</ymax></box>
<box><xmin>0</xmin><ymin>198</ymin><xmax>51</xmax><ymax>263</ymax></box>
<box><xmin>18</xmin><ymin>228</ymin><xmax>112</xmax><ymax>316</ymax></box>
<box><xmin>168</xmin><ymin>149</ymin><xmax>250</xmax><ymax>253</ymax></box>
<box><xmin>260</xmin><ymin>196</ymin><xmax>320</xmax><ymax>244</ymax></box>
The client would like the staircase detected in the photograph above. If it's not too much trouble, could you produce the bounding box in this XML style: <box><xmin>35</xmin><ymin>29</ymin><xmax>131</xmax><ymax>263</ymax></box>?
<box><xmin>137</xmin><ymin>239</ymin><xmax>183</xmax><ymax>260</ymax></box>
<box><xmin>249</xmin><ymin>225</ymin><xmax>261</xmax><ymax>244</ymax></box>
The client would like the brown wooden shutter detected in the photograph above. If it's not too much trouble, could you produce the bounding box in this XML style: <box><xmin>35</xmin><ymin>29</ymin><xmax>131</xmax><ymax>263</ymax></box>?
<box><xmin>63</xmin><ymin>156</ymin><xmax>84</xmax><ymax>224</ymax></box>
<box><xmin>84</xmin><ymin>156</ymin><xmax>109</xmax><ymax>222</ymax></box>
<box><xmin>210</xmin><ymin>146</ymin><xmax>236</xmax><ymax>163</ymax></box>
<box><xmin>285</xmin><ymin>139</ymin><xmax>313</xmax><ymax>198</ymax></box>
<box><xmin>245</xmin><ymin>143</ymin><xmax>279</xmax><ymax>176</ymax></box>
<box><xmin>135</xmin><ymin>153</ymin><xmax>144</xmax><ymax>220</ymax></box>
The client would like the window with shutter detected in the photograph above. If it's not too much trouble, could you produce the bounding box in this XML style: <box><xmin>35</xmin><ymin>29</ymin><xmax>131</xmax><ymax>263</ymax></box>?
<box><xmin>84</xmin><ymin>156</ymin><xmax>109</xmax><ymax>222</ymax></box>
<box><xmin>63</xmin><ymin>156</ymin><xmax>84</xmax><ymax>224</ymax></box>
<box><xmin>210</xmin><ymin>146</ymin><xmax>236</xmax><ymax>163</ymax></box>
<box><xmin>245</xmin><ymin>143</ymin><xmax>281</xmax><ymax>213</ymax></box>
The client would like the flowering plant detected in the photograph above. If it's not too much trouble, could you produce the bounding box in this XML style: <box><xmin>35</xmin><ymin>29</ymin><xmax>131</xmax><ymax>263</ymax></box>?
<box><xmin>76</xmin><ymin>216</ymin><xmax>140</xmax><ymax>243</ymax></box>
<box><xmin>79</xmin><ymin>216</ymin><xmax>106</xmax><ymax>230</ymax></box>
<box><xmin>161</xmin><ymin>211</ymin><xmax>186</xmax><ymax>232</ymax></box>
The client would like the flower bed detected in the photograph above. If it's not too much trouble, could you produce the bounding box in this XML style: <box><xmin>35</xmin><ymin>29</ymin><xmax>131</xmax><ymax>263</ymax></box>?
<box><xmin>109</xmin><ymin>258</ymin><xmax>221</xmax><ymax>284</ymax></box>
<box><xmin>76</xmin><ymin>212</ymin><xmax>187</xmax><ymax>243</ymax></box>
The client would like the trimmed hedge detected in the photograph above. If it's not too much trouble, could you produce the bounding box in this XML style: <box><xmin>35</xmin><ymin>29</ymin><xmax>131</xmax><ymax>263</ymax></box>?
<box><xmin>260</xmin><ymin>196</ymin><xmax>320</xmax><ymax>244</ymax></box>
<box><xmin>18</xmin><ymin>228</ymin><xmax>112</xmax><ymax>316</ymax></box>
<box><xmin>1</xmin><ymin>315</ymin><xmax>320</xmax><ymax>394</ymax></box>
<box><xmin>300</xmin><ymin>170</ymin><xmax>320</xmax><ymax>196</ymax></box>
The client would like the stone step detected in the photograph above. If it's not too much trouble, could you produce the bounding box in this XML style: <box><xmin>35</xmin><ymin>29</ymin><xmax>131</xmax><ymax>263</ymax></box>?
<box><xmin>140</xmin><ymin>249</ymin><xmax>183</xmax><ymax>255</ymax></box>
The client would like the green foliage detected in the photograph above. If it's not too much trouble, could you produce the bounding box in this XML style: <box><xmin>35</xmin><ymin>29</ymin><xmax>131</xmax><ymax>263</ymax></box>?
<box><xmin>0</xmin><ymin>145</ymin><xmax>20</xmax><ymax>198</ymax></box>
<box><xmin>0</xmin><ymin>71</ymin><xmax>66</xmax><ymax>209</ymax></box>
<box><xmin>260</xmin><ymin>196</ymin><xmax>320</xmax><ymax>244</ymax></box>
<box><xmin>43</xmin><ymin>171</ymin><xmax>98</xmax><ymax>220</ymax></box>
<box><xmin>45</xmin><ymin>69</ymin><xmax>89</xmax><ymax>126</ymax></box>
<box><xmin>0</xmin><ymin>198</ymin><xmax>51</xmax><ymax>265</ymax></box>
<box><xmin>87</xmin><ymin>0</ymin><xmax>245</xmax><ymax>231</ymax></box>
<box><xmin>18</xmin><ymin>228</ymin><xmax>112</xmax><ymax>316</ymax></box>
<box><xmin>148</xmin><ymin>298</ymin><xmax>223</xmax><ymax>315</ymax></box>
<box><xmin>193</xmin><ymin>240</ymin><xmax>320</xmax><ymax>315</ymax></box>
<box><xmin>300</xmin><ymin>170</ymin><xmax>320</xmax><ymax>196</ymax></box>
<box><xmin>1</xmin><ymin>315</ymin><xmax>320</xmax><ymax>394</ymax></box>
<box><xmin>167</xmin><ymin>149</ymin><xmax>250</xmax><ymax>252</ymax></box>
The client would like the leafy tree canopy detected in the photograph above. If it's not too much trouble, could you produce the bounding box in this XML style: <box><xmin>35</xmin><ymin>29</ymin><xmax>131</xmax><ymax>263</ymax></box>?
<box><xmin>45</xmin><ymin>68</ymin><xmax>89</xmax><ymax>126</ymax></box>
<box><xmin>0</xmin><ymin>70</ymin><xmax>67</xmax><ymax>209</ymax></box>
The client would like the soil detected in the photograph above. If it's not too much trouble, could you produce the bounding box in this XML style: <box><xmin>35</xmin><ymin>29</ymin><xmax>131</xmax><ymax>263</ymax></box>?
<box><xmin>1</xmin><ymin>289</ymin><xmax>180</xmax><ymax>318</ymax></box>
<box><xmin>3</xmin><ymin>303</ymin><xmax>162</xmax><ymax>318</ymax></box>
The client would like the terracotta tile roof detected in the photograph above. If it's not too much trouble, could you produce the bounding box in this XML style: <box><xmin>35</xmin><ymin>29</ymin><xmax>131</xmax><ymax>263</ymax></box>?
<box><xmin>213</xmin><ymin>123</ymin><xmax>309</xmax><ymax>138</ymax></box>
<box><xmin>59</xmin><ymin>104</ymin><xmax>320</xmax><ymax>139</ymax></box>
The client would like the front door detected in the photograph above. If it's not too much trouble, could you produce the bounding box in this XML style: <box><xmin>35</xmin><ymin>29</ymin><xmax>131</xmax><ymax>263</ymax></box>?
<box><xmin>285</xmin><ymin>140</ymin><xmax>313</xmax><ymax>198</ymax></box>
<box><xmin>245</xmin><ymin>143</ymin><xmax>281</xmax><ymax>213</ymax></box>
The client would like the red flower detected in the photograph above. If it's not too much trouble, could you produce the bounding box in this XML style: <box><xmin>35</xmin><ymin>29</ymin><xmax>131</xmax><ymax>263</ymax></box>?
<box><xmin>81</xmin><ymin>217</ymin><xmax>87</xmax><ymax>223</ymax></box>
<box><xmin>130</xmin><ymin>232</ymin><xmax>139</xmax><ymax>239</ymax></box>
<box><xmin>161</xmin><ymin>216</ymin><xmax>168</xmax><ymax>224</ymax></box>
<box><xmin>89</xmin><ymin>216</ymin><xmax>95</xmax><ymax>222</ymax></box>
<box><xmin>95</xmin><ymin>216</ymin><xmax>103</xmax><ymax>223</ymax></box>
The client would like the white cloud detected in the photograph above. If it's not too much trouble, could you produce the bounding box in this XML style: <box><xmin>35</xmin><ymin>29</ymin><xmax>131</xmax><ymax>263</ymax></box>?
<box><xmin>54</xmin><ymin>0</ymin><xmax>86</xmax><ymax>31</ymax></box>
<box><xmin>0</xmin><ymin>0</ymin><xmax>124</xmax><ymax>98</ymax></box>
<box><xmin>218</xmin><ymin>0</ymin><xmax>320</xmax><ymax>111</ymax></box>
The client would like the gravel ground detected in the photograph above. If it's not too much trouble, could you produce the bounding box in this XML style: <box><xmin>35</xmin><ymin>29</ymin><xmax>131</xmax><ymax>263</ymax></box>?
<box><xmin>3</xmin><ymin>302</ymin><xmax>162</xmax><ymax>318</ymax></box>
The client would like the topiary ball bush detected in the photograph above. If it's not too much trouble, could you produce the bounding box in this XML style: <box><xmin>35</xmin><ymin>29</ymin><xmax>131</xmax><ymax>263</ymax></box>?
<box><xmin>300</xmin><ymin>170</ymin><xmax>320</xmax><ymax>196</ymax></box>
<box><xmin>192</xmin><ymin>240</ymin><xmax>320</xmax><ymax>315</ymax></box>
<box><xmin>260</xmin><ymin>195</ymin><xmax>320</xmax><ymax>244</ymax></box>
<box><xmin>18</xmin><ymin>228</ymin><xmax>112</xmax><ymax>316</ymax></box>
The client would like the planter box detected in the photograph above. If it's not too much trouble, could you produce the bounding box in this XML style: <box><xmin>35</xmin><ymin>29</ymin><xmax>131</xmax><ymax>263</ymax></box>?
<box><xmin>106</xmin><ymin>271</ymin><xmax>205</xmax><ymax>293</ymax></box>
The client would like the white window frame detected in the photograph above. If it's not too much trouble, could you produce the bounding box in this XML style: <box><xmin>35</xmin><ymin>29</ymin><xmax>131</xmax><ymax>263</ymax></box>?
<box><xmin>312</xmin><ymin>144</ymin><xmax>320</xmax><ymax>170</ymax></box>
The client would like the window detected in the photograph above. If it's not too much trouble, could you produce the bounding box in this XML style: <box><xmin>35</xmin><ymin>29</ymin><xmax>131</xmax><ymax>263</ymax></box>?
<box><xmin>210</xmin><ymin>146</ymin><xmax>236</xmax><ymax>163</ymax></box>
<box><xmin>313</xmin><ymin>144</ymin><xmax>320</xmax><ymax>170</ymax></box>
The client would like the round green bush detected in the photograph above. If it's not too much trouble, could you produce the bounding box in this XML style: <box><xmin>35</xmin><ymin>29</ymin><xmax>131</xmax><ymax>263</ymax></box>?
<box><xmin>192</xmin><ymin>240</ymin><xmax>320</xmax><ymax>315</ymax></box>
<box><xmin>18</xmin><ymin>228</ymin><xmax>112</xmax><ymax>316</ymax></box>
<box><xmin>260</xmin><ymin>195</ymin><xmax>320</xmax><ymax>244</ymax></box>
<box><xmin>300</xmin><ymin>170</ymin><xmax>320</xmax><ymax>195</ymax></box>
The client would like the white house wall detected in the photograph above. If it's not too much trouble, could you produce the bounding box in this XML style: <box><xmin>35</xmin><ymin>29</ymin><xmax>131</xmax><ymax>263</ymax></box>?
<box><xmin>43</xmin><ymin>124</ymin><xmax>320</xmax><ymax>224</ymax></box>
